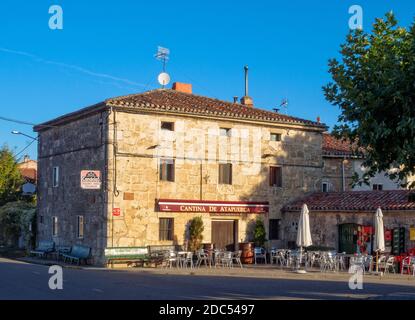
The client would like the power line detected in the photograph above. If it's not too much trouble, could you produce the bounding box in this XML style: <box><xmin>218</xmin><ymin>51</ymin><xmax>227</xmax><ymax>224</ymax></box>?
<box><xmin>14</xmin><ymin>139</ymin><xmax>36</xmax><ymax>159</ymax></box>
<box><xmin>0</xmin><ymin>116</ymin><xmax>56</xmax><ymax>128</ymax></box>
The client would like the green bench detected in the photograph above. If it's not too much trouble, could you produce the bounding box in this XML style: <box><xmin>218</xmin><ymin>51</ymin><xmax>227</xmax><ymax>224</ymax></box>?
<box><xmin>105</xmin><ymin>247</ymin><xmax>149</xmax><ymax>268</ymax></box>
<box><xmin>30</xmin><ymin>241</ymin><xmax>55</xmax><ymax>259</ymax></box>
<box><xmin>61</xmin><ymin>245</ymin><xmax>92</xmax><ymax>265</ymax></box>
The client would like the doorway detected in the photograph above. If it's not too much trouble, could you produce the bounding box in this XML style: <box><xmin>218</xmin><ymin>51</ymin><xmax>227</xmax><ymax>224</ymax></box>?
<box><xmin>211</xmin><ymin>220</ymin><xmax>237</xmax><ymax>251</ymax></box>
<box><xmin>338</xmin><ymin>223</ymin><xmax>359</xmax><ymax>254</ymax></box>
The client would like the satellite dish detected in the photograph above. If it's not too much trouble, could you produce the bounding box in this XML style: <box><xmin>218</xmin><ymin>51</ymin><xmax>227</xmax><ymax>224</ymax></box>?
<box><xmin>158</xmin><ymin>72</ymin><xmax>170</xmax><ymax>86</ymax></box>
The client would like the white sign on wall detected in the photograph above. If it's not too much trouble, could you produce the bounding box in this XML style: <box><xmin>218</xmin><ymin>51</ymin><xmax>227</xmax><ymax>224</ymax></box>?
<box><xmin>80</xmin><ymin>170</ymin><xmax>102</xmax><ymax>190</ymax></box>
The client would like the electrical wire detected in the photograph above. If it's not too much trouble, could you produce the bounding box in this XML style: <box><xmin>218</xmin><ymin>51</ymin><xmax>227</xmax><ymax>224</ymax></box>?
<box><xmin>14</xmin><ymin>139</ymin><xmax>36</xmax><ymax>158</ymax></box>
<box><xmin>0</xmin><ymin>115</ymin><xmax>56</xmax><ymax>128</ymax></box>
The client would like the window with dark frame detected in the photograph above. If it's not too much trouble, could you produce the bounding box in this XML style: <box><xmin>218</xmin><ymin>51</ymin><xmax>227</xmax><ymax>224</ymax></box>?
<box><xmin>219</xmin><ymin>163</ymin><xmax>232</xmax><ymax>185</ymax></box>
<box><xmin>52</xmin><ymin>216</ymin><xmax>58</xmax><ymax>237</ymax></box>
<box><xmin>159</xmin><ymin>218</ymin><xmax>174</xmax><ymax>241</ymax></box>
<box><xmin>322</xmin><ymin>182</ymin><xmax>329</xmax><ymax>193</ymax></box>
<box><xmin>77</xmin><ymin>215</ymin><xmax>84</xmax><ymax>239</ymax></box>
<box><xmin>220</xmin><ymin>127</ymin><xmax>232</xmax><ymax>137</ymax></box>
<box><xmin>269</xmin><ymin>219</ymin><xmax>281</xmax><ymax>240</ymax></box>
<box><xmin>161</xmin><ymin>121</ymin><xmax>174</xmax><ymax>131</ymax></box>
<box><xmin>269</xmin><ymin>166</ymin><xmax>282</xmax><ymax>187</ymax></box>
<box><xmin>373</xmin><ymin>184</ymin><xmax>383</xmax><ymax>191</ymax></box>
<box><xmin>159</xmin><ymin>159</ymin><xmax>175</xmax><ymax>182</ymax></box>
<box><xmin>270</xmin><ymin>133</ymin><xmax>282</xmax><ymax>142</ymax></box>
<box><xmin>52</xmin><ymin>166</ymin><xmax>59</xmax><ymax>187</ymax></box>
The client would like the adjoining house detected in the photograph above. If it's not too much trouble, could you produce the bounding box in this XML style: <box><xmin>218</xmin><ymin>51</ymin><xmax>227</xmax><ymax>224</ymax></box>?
<box><xmin>18</xmin><ymin>155</ymin><xmax>37</xmax><ymax>184</ymax></box>
<box><xmin>322</xmin><ymin>133</ymin><xmax>413</xmax><ymax>192</ymax></box>
<box><xmin>33</xmin><ymin>83</ymin><xmax>327</xmax><ymax>265</ymax></box>
<box><xmin>282</xmin><ymin>190</ymin><xmax>415</xmax><ymax>254</ymax></box>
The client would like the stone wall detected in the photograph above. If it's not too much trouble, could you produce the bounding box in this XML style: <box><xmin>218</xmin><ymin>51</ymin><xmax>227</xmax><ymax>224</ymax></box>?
<box><xmin>322</xmin><ymin>157</ymin><xmax>354</xmax><ymax>192</ymax></box>
<box><xmin>106</xmin><ymin>110</ymin><xmax>325</xmax><ymax>251</ymax></box>
<box><xmin>282</xmin><ymin>210</ymin><xmax>415</xmax><ymax>251</ymax></box>
<box><xmin>36</xmin><ymin>111</ymin><xmax>108</xmax><ymax>264</ymax></box>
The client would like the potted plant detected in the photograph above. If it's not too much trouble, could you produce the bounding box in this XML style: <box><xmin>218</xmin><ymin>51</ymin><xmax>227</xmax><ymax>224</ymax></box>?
<box><xmin>253</xmin><ymin>217</ymin><xmax>267</xmax><ymax>248</ymax></box>
<box><xmin>188</xmin><ymin>216</ymin><xmax>204</xmax><ymax>252</ymax></box>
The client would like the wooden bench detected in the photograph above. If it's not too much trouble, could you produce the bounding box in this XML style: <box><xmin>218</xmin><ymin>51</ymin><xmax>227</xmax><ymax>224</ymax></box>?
<box><xmin>61</xmin><ymin>245</ymin><xmax>91</xmax><ymax>265</ymax></box>
<box><xmin>30</xmin><ymin>241</ymin><xmax>55</xmax><ymax>259</ymax></box>
<box><xmin>105</xmin><ymin>247</ymin><xmax>149</xmax><ymax>268</ymax></box>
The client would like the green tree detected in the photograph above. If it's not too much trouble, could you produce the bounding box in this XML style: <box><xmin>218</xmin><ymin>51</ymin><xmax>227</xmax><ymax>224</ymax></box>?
<box><xmin>323</xmin><ymin>12</ymin><xmax>415</xmax><ymax>188</ymax></box>
<box><xmin>0</xmin><ymin>201</ymin><xmax>36</xmax><ymax>248</ymax></box>
<box><xmin>188</xmin><ymin>216</ymin><xmax>204</xmax><ymax>252</ymax></box>
<box><xmin>253</xmin><ymin>217</ymin><xmax>267</xmax><ymax>247</ymax></box>
<box><xmin>0</xmin><ymin>145</ymin><xmax>24</xmax><ymax>206</ymax></box>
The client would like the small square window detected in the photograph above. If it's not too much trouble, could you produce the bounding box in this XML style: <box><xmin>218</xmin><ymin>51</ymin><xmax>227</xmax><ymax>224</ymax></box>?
<box><xmin>161</xmin><ymin>122</ymin><xmax>174</xmax><ymax>131</ymax></box>
<box><xmin>270</xmin><ymin>133</ymin><xmax>282</xmax><ymax>142</ymax></box>
<box><xmin>373</xmin><ymin>184</ymin><xmax>383</xmax><ymax>191</ymax></box>
<box><xmin>220</xmin><ymin>128</ymin><xmax>232</xmax><ymax>137</ymax></box>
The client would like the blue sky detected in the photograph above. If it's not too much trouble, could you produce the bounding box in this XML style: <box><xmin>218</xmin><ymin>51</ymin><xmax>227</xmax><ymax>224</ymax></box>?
<box><xmin>1</xmin><ymin>0</ymin><xmax>414</xmax><ymax>160</ymax></box>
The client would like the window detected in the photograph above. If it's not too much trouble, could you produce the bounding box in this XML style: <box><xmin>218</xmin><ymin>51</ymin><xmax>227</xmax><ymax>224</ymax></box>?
<box><xmin>373</xmin><ymin>184</ymin><xmax>383</xmax><ymax>191</ymax></box>
<box><xmin>159</xmin><ymin>218</ymin><xmax>174</xmax><ymax>241</ymax></box>
<box><xmin>220</xmin><ymin>128</ymin><xmax>232</xmax><ymax>137</ymax></box>
<box><xmin>322</xmin><ymin>182</ymin><xmax>329</xmax><ymax>193</ymax></box>
<box><xmin>77</xmin><ymin>216</ymin><xmax>84</xmax><ymax>239</ymax></box>
<box><xmin>269</xmin><ymin>219</ymin><xmax>281</xmax><ymax>240</ymax></box>
<box><xmin>269</xmin><ymin>166</ymin><xmax>282</xmax><ymax>187</ymax></box>
<box><xmin>270</xmin><ymin>133</ymin><xmax>282</xmax><ymax>142</ymax></box>
<box><xmin>219</xmin><ymin>163</ymin><xmax>232</xmax><ymax>185</ymax></box>
<box><xmin>52</xmin><ymin>167</ymin><xmax>59</xmax><ymax>187</ymax></box>
<box><xmin>39</xmin><ymin>215</ymin><xmax>44</xmax><ymax>224</ymax></box>
<box><xmin>161</xmin><ymin>121</ymin><xmax>174</xmax><ymax>131</ymax></box>
<box><xmin>52</xmin><ymin>216</ymin><xmax>58</xmax><ymax>237</ymax></box>
<box><xmin>159</xmin><ymin>159</ymin><xmax>175</xmax><ymax>182</ymax></box>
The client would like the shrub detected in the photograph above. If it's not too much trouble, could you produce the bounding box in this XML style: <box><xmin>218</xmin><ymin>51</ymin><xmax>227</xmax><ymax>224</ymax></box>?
<box><xmin>188</xmin><ymin>216</ymin><xmax>204</xmax><ymax>252</ymax></box>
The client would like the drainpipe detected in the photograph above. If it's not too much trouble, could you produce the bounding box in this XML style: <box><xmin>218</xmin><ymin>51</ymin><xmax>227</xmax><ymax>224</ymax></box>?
<box><xmin>341</xmin><ymin>157</ymin><xmax>346</xmax><ymax>192</ymax></box>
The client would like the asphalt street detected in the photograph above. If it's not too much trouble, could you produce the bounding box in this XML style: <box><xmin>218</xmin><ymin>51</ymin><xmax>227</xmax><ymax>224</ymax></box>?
<box><xmin>1</xmin><ymin>258</ymin><xmax>415</xmax><ymax>300</ymax></box>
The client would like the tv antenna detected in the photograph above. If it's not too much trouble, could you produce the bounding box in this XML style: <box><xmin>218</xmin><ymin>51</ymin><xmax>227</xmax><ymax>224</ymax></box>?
<box><xmin>155</xmin><ymin>46</ymin><xmax>171</xmax><ymax>88</ymax></box>
<box><xmin>273</xmin><ymin>98</ymin><xmax>289</xmax><ymax>114</ymax></box>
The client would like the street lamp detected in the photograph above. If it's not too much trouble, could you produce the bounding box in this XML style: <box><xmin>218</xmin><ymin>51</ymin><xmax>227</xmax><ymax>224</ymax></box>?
<box><xmin>11</xmin><ymin>130</ymin><xmax>38</xmax><ymax>141</ymax></box>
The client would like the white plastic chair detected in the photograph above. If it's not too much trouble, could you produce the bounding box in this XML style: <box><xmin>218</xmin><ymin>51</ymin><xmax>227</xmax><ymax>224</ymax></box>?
<box><xmin>254</xmin><ymin>247</ymin><xmax>267</xmax><ymax>264</ymax></box>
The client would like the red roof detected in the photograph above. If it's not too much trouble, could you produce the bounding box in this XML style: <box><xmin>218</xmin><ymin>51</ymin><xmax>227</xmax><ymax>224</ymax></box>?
<box><xmin>323</xmin><ymin>133</ymin><xmax>355</xmax><ymax>156</ymax></box>
<box><xmin>282</xmin><ymin>190</ymin><xmax>415</xmax><ymax>212</ymax></box>
<box><xmin>19</xmin><ymin>168</ymin><xmax>37</xmax><ymax>182</ymax></box>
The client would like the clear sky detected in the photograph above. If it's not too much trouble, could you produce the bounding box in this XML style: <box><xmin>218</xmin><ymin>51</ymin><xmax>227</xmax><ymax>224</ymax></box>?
<box><xmin>1</xmin><ymin>0</ymin><xmax>414</xmax><ymax>160</ymax></box>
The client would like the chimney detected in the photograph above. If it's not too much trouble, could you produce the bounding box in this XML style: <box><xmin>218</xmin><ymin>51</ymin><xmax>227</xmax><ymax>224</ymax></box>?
<box><xmin>240</xmin><ymin>65</ymin><xmax>253</xmax><ymax>107</ymax></box>
<box><xmin>172</xmin><ymin>82</ymin><xmax>192</xmax><ymax>94</ymax></box>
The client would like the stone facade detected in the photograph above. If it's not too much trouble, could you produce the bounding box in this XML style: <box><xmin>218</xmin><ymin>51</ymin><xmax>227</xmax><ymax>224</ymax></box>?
<box><xmin>282</xmin><ymin>210</ymin><xmax>415</xmax><ymax>252</ymax></box>
<box><xmin>35</xmin><ymin>102</ymin><xmax>325</xmax><ymax>265</ymax></box>
<box><xmin>321</xmin><ymin>157</ymin><xmax>354</xmax><ymax>192</ymax></box>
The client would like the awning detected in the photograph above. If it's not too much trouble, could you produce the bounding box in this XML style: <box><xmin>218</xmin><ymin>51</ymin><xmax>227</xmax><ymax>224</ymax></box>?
<box><xmin>158</xmin><ymin>199</ymin><xmax>269</xmax><ymax>214</ymax></box>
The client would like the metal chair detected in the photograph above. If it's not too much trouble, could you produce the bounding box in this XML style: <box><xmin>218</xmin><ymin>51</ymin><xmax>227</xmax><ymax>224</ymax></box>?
<box><xmin>232</xmin><ymin>250</ymin><xmax>243</xmax><ymax>268</ymax></box>
<box><xmin>196</xmin><ymin>249</ymin><xmax>210</xmax><ymax>268</ymax></box>
<box><xmin>254</xmin><ymin>247</ymin><xmax>267</xmax><ymax>264</ymax></box>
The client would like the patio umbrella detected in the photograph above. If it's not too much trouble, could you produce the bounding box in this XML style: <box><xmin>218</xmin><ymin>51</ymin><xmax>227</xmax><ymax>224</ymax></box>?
<box><xmin>296</xmin><ymin>204</ymin><xmax>313</xmax><ymax>273</ymax></box>
<box><xmin>373</xmin><ymin>207</ymin><xmax>385</xmax><ymax>273</ymax></box>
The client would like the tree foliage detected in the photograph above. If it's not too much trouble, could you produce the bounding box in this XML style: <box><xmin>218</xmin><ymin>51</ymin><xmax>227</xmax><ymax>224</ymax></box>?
<box><xmin>323</xmin><ymin>12</ymin><xmax>415</xmax><ymax>188</ymax></box>
<box><xmin>0</xmin><ymin>201</ymin><xmax>36</xmax><ymax>248</ymax></box>
<box><xmin>0</xmin><ymin>145</ymin><xmax>24</xmax><ymax>206</ymax></box>
<box><xmin>253</xmin><ymin>217</ymin><xmax>267</xmax><ymax>247</ymax></box>
<box><xmin>188</xmin><ymin>216</ymin><xmax>204</xmax><ymax>252</ymax></box>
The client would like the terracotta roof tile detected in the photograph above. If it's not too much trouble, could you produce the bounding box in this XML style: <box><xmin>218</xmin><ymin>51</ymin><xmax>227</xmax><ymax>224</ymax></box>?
<box><xmin>106</xmin><ymin>89</ymin><xmax>326</xmax><ymax>128</ymax></box>
<box><xmin>282</xmin><ymin>190</ymin><xmax>415</xmax><ymax>212</ymax></box>
<box><xmin>19</xmin><ymin>168</ymin><xmax>37</xmax><ymax>182</ymax></box>
<box><xmin>322</xmin><ymin>133</ymin><xmax>355</xmax><ymax>156</ymax></box>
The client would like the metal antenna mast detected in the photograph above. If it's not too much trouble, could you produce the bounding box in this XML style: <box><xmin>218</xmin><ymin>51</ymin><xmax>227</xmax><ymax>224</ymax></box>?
<box><xmin>155</xmin><ymin>46</ymin><xmax>171</xmax><ymax>88</ymax></box>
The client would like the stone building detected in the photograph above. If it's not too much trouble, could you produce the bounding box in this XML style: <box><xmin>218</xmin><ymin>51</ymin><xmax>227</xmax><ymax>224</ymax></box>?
<box><xmin>34</xmin><ymin>83</ymin><xmax>327</xmax><ymax>264</ymax></box>
<box><xmin>282</xmin><ymin>190</ymin><xmax>415</xmax><ymax>254</ymax></box>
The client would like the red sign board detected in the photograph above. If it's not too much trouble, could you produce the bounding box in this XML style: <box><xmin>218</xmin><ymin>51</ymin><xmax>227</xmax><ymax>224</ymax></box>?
<box><xmin>112</xmin><ymin>208</ymin><xmax>121</xmax><ymax>217</ymax></box>
<box><xmin>158</xmin><ymin>199</ymin><xmax>268</xmax><ymax>214</ymax></box>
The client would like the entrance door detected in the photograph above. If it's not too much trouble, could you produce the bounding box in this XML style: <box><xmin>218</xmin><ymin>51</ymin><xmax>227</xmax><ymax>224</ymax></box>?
<box><xmin>211</xmin><ymin>220</ymin><xmax>236</xmax><ymax>251</ymax></box>
<box><xmin>338</xmin><ymin>223</ymin><xmax>359</xmax><ymax>254</ymax></box>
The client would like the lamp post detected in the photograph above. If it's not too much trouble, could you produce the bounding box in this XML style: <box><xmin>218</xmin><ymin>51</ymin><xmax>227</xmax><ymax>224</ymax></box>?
<box><xmin>11</xmin><ymin>130</ymin><xmax>38</xmax><ymax>141</ymax></box>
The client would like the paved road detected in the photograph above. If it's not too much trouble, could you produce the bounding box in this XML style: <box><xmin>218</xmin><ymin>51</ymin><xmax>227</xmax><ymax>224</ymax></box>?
<box><xmin>1</xmin><ymin>258</ymin><xmax>415</xmax><ymax>300</ymax></box>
